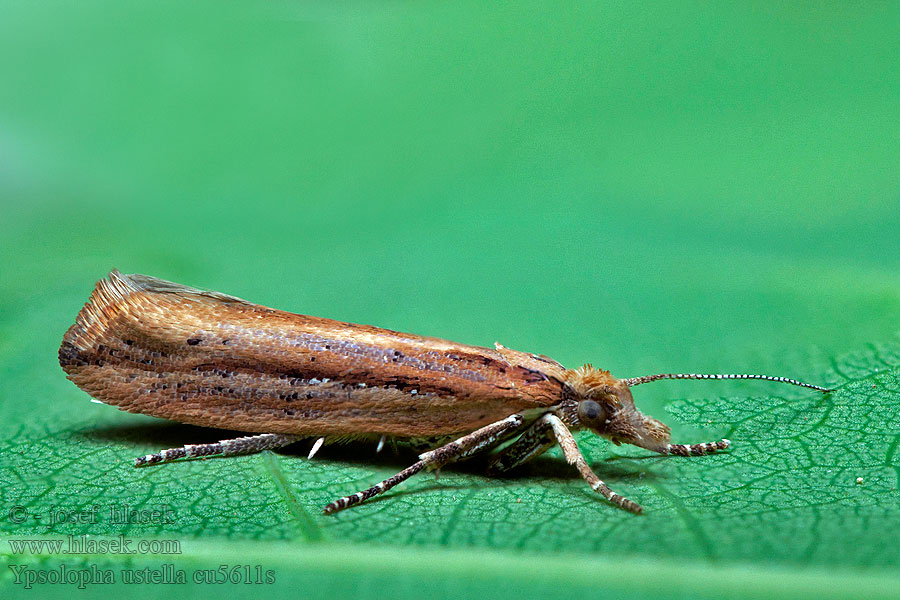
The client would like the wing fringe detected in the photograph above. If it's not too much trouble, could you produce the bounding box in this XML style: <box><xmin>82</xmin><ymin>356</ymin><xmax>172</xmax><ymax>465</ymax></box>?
<box><xmin>61</xmin><ymin>269</ymin><xmax>247</xmax><ymax>353</ymax></box>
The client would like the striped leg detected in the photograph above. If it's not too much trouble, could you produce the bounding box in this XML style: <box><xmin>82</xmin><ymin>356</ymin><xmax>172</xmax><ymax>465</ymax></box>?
<box><xmin>134</xmin><ymin>433</ymin><xmax>301</xmax><ymax>467</ymax></box>
<box><xmin>486</xmin><ymin>417</ymin><xmax>555</xmax><ymax>475</ymax></box>
<box><xmin>457</xmin><ymin>417</ymin><xmax>530</xmax><ymax>461</ymax></box>
<box><xmin>664</xmin><ymin>439</ymin><xmax>731</xmax><ymax>456</ymax></box>
<box><xmin>543</xmin><ymin>414</ymin><xmax>643</xmax><ymax>514</ymax></box>
<box><xmin>323</xmin><ymin>414</ymin><xmax>526</xmax><ymax>515</ymax></box>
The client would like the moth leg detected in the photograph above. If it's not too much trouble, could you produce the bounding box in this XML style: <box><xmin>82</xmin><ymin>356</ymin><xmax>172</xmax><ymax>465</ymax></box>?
<box><xmin>543</xmin><ymin>414</ymin><xmax>643</xmax><ymax>514</ymax></box>
<box><xmin>322</xmin><ymin>414</ymin><xmax>526</xmax><ymax>515</ymax></box>
<box><xmin>411</xmin><ymin>423</ymin><xmax>523</xmax><ymax>462</ymax></box>
<box><xmin>456</xmin><ymin>418</ymin><xmax>531</xmax><ymax>461</ymax></box>
<box><xmin>663</xmin><ymin>439</ymin><xmax>731</xmax><ymax>456</ymax></box>
<box><xmin>134</xmin><ymin>433</ymin><xmax>301</xmax><ymax>467</ymax></box>
<box><xmin>485</xmin><ymin>417</ymin><xmax>555</xmax><ymax>475</ymax></box>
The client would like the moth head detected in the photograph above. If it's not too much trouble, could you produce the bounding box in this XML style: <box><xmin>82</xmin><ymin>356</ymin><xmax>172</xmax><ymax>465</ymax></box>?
<box><xmin>566</xmin><ymin>365</ymin><xmax>672</xmax><ymax>453</ymax></box>
<box><xmin>565</xmin><ymin>366</ymin><xmax>831</xmax><ymax>452</ymax></box>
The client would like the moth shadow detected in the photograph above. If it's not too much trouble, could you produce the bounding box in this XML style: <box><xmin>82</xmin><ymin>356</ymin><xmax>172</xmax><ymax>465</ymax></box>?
<box><xmin>281</xmin><ymin>438</ymin><xmax>424</xmax><ymax>470</ymax></box>
<box><xmin>332</xmin><ymin>453</ymin><xmax>665</xmax><ymax>512</ymax></box>
<box><xmin>73</xmin><ymin>422</ymin><xmax>240</xmax><ymax>451</ymax></box>
<box><xmin>314</xmin><ymin>444</ymin><xmax>667</xmax><ymax>512</ymax></box>
<box><xmin>77</xmin><ymin>423</ymin><xmax>429</xmax><ymax>470</ymax></box>
<box><xmin>308</xmin><ymin>441</ymin><xmax>660</xmax><ymax>484</ymax></box>
<box><xmin>76</xmin><ymin>424</ymin><xmax>666</xmax><ymax>492</ymax></box>
<box><xmin>490</xmin><ymin>454</ymin><xmax>665</xmax><ymax>484</ymax></box>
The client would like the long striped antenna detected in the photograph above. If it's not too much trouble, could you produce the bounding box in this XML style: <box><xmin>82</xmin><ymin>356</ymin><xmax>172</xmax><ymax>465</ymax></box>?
<box><xmin>620</xmin><ymin>373</ymin><xmax>832</xmax><ymax>392</ymax></box>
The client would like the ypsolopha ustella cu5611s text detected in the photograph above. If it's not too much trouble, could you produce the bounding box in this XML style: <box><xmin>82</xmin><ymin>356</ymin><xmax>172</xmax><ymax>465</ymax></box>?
<box><xmin>59</xmin><ymin>271</ymin><xmax>830</xmax><ymax>514</ymax></box>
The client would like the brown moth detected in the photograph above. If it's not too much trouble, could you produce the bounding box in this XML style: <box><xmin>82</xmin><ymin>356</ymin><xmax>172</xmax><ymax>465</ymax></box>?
<box><xmin>59</xmin><ymin>270</ymin><xmax>830</xmax><ymax>514</ymax></box>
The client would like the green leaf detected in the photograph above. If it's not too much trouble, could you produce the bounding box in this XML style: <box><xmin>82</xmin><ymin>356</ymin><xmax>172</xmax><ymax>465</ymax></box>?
<box><xmin>3</xmin><ymin>339</ymin><xmax>900</xmax><ymax>597</ymax></box>
<box><xmin>3</xmin><ymin>1</ymin><xmax>900</xmax><ymax>598</ymax></box>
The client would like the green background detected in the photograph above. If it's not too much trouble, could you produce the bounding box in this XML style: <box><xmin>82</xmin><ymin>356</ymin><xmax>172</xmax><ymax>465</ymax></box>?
<box><xmin>2</xmin><ymin>2</ymin><xmax>900</xmax><ymax>598</ymax></box>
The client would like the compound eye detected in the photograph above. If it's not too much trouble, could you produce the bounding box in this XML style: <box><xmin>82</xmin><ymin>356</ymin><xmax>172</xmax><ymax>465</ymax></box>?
<box><xmin>577</xmin><ymin>399</ymin><xmax>607</xmax><ymax>427</ymax></box>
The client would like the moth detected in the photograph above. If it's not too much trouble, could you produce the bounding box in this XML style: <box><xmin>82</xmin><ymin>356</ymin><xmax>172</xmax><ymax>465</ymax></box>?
<box><xmin>59</xmin><ymin>271</ymin><xmax>830</xmax><ymax>514</ymax></box>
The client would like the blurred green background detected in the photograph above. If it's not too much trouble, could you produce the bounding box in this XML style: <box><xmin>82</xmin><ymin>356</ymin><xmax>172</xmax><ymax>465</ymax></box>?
<box><xmin>2</xmin><ymin>2</ymin><xmax>900</xmax><ymax>598</ymax></box>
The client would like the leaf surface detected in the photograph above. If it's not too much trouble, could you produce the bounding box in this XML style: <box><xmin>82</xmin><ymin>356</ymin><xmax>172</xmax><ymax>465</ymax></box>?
<box><xmin>2</xmin><ymin>1</ymin><xmax>900</xmax><ymax>598</ymax></box>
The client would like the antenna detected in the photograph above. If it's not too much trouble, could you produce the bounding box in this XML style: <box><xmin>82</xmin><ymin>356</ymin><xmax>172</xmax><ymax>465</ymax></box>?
<box><xmin>620</xmin><ymin>372</ymin><xmax>832</xmax><ymax>392</ymax></box>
